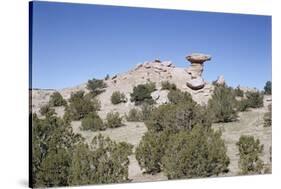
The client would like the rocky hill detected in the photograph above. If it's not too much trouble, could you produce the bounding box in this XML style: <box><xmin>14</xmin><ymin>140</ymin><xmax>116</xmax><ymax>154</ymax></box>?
<box><xmin>32</xmin><ymin>53</ymin><xmax>220</xmax><ymax>117</ymax></box>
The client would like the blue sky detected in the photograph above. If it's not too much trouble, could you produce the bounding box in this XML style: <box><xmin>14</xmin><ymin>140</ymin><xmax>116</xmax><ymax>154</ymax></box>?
<box><xmin>31</xmin><ymin>1</ymin><xmax>271</xmax><ymax>90</ymax></box>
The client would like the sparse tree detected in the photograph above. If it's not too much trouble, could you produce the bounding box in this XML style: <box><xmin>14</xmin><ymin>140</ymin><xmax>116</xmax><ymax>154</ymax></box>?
<box><xmin>111</xmin><ymin>91</ymin><xmax>127</xmax><ymax>104</ymax></box>
<box><xmin>136</xmin><ymin>131</ymin><xmax>170</xmax><ymax>174</ymax></box>
<box><xmin>67</xmin><ymin>91</ymin><xmax>100</xmax><ymax>120</ymax></box>
<box><xmin>264</xmin><ymin>81</ymin><xmax>272</xmax><ymax>95</ymax></box>
<box><xmin>236</xmin><ymin>135</ymin><xmax>264</xmax><ymax>175</ymax></box>
<box><xmin>87</xmin><ymin>78</ymin><xmax>107</xmax><ymax>96</ymax></box>
<box><xmin>245</xmin><ymin>91</ymin><xmax>264</xmax><ymax>108</ymax></box>
<box><xmin>81</xmin><ymin>112</ymin><xmax>105</xmax><ymax>131</ymax></box>
<box><xmin>162</xmin><ymin>126</ymin><xmax>229</xmax><ymax>179</ymax></box>
<box><xmin>167</xmin><ymin>89</ymin><xmax>194</xmax><ymax>105</ymax></box>
<box><xmin>49</xmin><ymin>91</ymin><xmax>67</xmax><ymax>107</ymax></box>
<box><xmin>105</xmin><ymin>111</ymin><xmax>123</xmax><ymax>128</ymax></box>
<box><xmin>130</xmin><ymin>83</ymin><xmax>156</xmax><ymax>105</ymax></box>
<box><xmin>207</xmin><ymin>85</ymin><xmax>238</xmax><ymax>123</ymax></box>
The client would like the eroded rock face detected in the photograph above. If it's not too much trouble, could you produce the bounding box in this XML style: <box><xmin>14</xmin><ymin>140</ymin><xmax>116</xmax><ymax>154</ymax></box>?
<box><xmin>185</xmin><ymin>53</ymin><xmax>212</xmax><ymax>90</ymax></box>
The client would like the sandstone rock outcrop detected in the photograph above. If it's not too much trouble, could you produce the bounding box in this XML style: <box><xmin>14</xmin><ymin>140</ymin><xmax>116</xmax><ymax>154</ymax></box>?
<box><xmin>186</xmin><ymin>53</ymin><xmax>211</xmax><ymax>90</ymax></box>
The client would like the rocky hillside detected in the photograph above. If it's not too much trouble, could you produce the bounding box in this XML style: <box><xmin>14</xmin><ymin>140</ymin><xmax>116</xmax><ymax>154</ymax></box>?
<box><xmin>32</xmin><ymin>54</ymin><xmax>219</xmax><ymax>117</ymax></box>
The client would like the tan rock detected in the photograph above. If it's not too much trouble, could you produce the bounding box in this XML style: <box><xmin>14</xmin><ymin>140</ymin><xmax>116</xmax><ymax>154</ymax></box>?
<box><xmin>186</xmin><ymin>77</ymin><xmax>205</xmax><ymax>90</ymax></box>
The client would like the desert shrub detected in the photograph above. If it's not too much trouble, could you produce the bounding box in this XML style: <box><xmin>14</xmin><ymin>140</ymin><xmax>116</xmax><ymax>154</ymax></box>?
<box><xmin>125</xmin><ymin>108</ymin><xmax>143</xmax><ymax>122</ymax></box>
<box><xmin>236</xmin><ymin>99</ymin><xmax>250</xmax><ymax>112</ymax></box>
<box><xmin>245</xmin><ymin>91</ymin><xmax>264</xmax><ymax>108</ymax></box>
<box><xmin>264</xmin><ymin>81</ymin><xmax>272</xmax><ymax>95</ymax></box>
<box><xmin>87</xmin><ymin>78</ymin><xmax>107</xmax><ymax>96</ymax></box>
<box><xmin>105</xmin><ymin>112</ymin><xmax>123</xmax><ymax>128</ymax></box>
<box><xmin>49</xmin><ymin>92</ymin><xmax>67</xmax><ymax>107</ymax></box>
<box><xmin>207</xmin><ymin>85</ymin><xmax>238</xmax><ymax>123</ymax></box>
<box><xmin>81</xmin><ymin>112</ymin><xmax>105</xmax><ymax>131</ymax></box>
<box><xmin>145</xmin><ymin>102</ymin><xmax>210</xmax><ymax>133</ymax></box>
<box><xmin>161</xmin><ymin>81</ymin><xmax>177</xmax><ymax>90</ymax></box>
<box><xmin>67</xmin><ymin>91</ymin><xmax>101</xmax><ymax>120</ymax></box>
<box><xmin>130</xmin><ymin>83</ymin><xmax>156</xmax><ymax>105</ymax></box>
<box><xmin>31</xmin><ymin>113</ymin><xmax>82</xmax><ymax>187</ymax></box>
<box><xmin>69</xmin><ymin>135</ymin><xmax>133</xmax><ymax>185</ymax></box>
<box><xmin>167</xmin><ymin>89</ymin><xmax>194</xmax><ymax>105</ymax></box>
<box><xmin>32</xmin><ymin>113</ymin><xmax>133</xmax><ymax>187</ymax></box>
<box><xmin>135</xmin><ymin>131</ymin><xmax>170</xmax><ymax>174</ymax></box>
<box><xmin>162</xmin><ymin>126</ymin><xmax>229</xmax><ymax>179</ymax></box>
<box><xmin>111</xmin><ymin>91</ymin><xmax>127</xmax><ymax>104</ymax></box>
<box><xmin>39</xmin><ymin>104</ymin><xmax>55</xmax><ymax>116</ymax></box>
<box><xmin>263</xmin><ymin>104</ymin><xmax>272</xmax><ymax>127</ymax></box>
<box><xmin>140</xmin><ymin>103</ymin><xmax>154</xmax><ymax>121</ymax></box>
<box><xmin>234</xmin><ymin>86</ymin><xmax>244</xmax><ymax>97</ymax></box>
<box><xmin>236</xmin><ymin>135</ymin><xmax>264</xmax><ymax>175</ymax></box>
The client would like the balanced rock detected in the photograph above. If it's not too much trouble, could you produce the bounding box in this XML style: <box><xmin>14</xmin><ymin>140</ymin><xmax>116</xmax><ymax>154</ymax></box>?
<box><xmin>186</xmin><ymin>53</ymin><xmax>211</xmax><ymax>78</ymax></box>
<box><xmin>185</xmin><ymin>53</ymin><xmax>211</xmax><ymax>90</ymax></box>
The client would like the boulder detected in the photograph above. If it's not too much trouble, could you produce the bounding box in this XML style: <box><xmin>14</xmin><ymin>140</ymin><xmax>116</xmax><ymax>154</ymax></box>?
<box><xmin>186</xmin><ymin>77</ymin><xmax>205</xmax><ymax>90</ymax></box>
<box><xmin>186</xmin><ymin>53</ymin><xmax>211</xmax><ymax>64</ymax></box>
<box><xmin>151</xmin><ymin>90</ymin><xmax>169</xmax><ymax>104</ymax></box>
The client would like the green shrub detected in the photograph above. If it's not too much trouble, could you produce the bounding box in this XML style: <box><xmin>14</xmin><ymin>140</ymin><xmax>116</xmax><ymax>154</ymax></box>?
<box><xmin>130</xmin><ymin>83</ymin><xmax>156</xmax><ymax>105</ymax></box>
<box><xmin>236</xmin><ymin>99</ymin><xmax>250</xmax><ymax>112</ymax></box>
<box><xmin>264</xmin><ymin>81</ymin><xmax>272</xmax><ymax>95</ymax></box>
<box><xmin>263</xmin><ymin>104</ymin><xmax>272</xmax><ymax>127</ymax></box>
<box><xmin>135</xmin><ymin>131</ymin><xmax>170</xmax><ymax>174</ymax></box>
<box><xmin>67</xmin><ymin>91</ymin><xmax>101</xmax><ymax>120</ymax></box>
<box><xmin>125</xmin><ymin>108</ymin><xmax>143</xmax><ymax>122</ymax></box>
<box><xmin>245</xmin><ymin>91</ymin><xmax>264</xmax><ymax>108</ymax></box>
<box><xmin>32</xmin><ymin>113</ymin><xmax>133</xmax><ymax>187</ymax></box>
<box><xmin>162</xmin><ymin>126</ymin><xmax>229</xmax><ymax>179</ymax></box>
<box><xmin>140</xmin><ymin>103</ymin><xmax>154</xmax><ymax>121</ymax></box>
<box><xmin>111</xmin><ymin>91</ymin><xmax>127</xmax><ymax>104</ymax></box>
<box><xmin>39</xmin><ymin>104</ymin><xmax>55</xmax><ymax>116</ymax></box>
<box><xmin>167</xmin><ymin>89</ymin><xmax>194</xmax><ymax>105</ymax></box>
<box><xmin>234</xmin><ymin>86</ymin><xmax>244</xmax><ymax>97</ymax></box>
<box><xmin>49</xmin><ymin>92</ymin><xmax>67</xmax><ymax>107</ymax></box>
<box><xmin>236</xmin><ymin>135</ymin><xmax>264</xmax><ymax>175</ymax></box>
<box><xmin>145</xmin><ymin>102</ymin><xmax>210</xmax><ymax>133</ymax></box>
<box><xmin>31</xmin><ymin>113</ymin><xmax>82</xmax><ymax>187</ymax></box>
<box><xmin>81</xmin><ymin>112</ymin><xmax>105</xmax><ymax>131</ymax></box>
<box><xmin>87</xmin><ymin>78</ymin><xmax>107</xmax><ymax>96</ymax></box>
<box><xmin>207</xmin><ymin>85</ymin><xmax>238</xmax><ymax>123</ymax></box>
<box><xmin>161</xmin><ymin>81</ymin><xmax>177</xmax><ymax>90</ymax></box>
<box><xmin>106</xmin><ymin>112</ymin><xmax>123</xmax><ymax>128</ymax></box>
<box><xmin>69</xmin><ymin>135</ymin><xmax>133</xmax><ymax>185</ymax></box>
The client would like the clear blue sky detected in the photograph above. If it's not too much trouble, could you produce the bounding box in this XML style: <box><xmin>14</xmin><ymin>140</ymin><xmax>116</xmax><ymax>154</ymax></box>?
<box><xmin>31</xmin><ymin>1</ymin><xmax>271</xmax><ymax>90</ymax></box>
